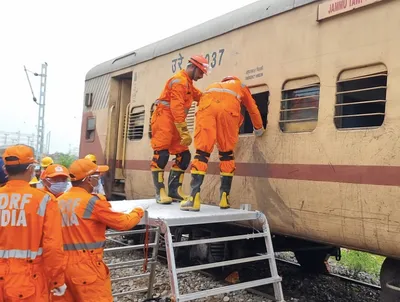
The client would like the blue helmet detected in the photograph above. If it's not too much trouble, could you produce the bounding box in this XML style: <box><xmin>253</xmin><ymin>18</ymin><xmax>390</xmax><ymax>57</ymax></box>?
<box><xmin>0</xmin><ymin>157</ymin><xmax>8</xmax><ymax>185</ymax></box>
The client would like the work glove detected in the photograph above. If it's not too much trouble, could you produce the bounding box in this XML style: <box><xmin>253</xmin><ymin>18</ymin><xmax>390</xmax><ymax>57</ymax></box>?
<box><xmin>51</xmin><ymin>283</ymin><xmax>67</xmax><ymax>296</ymax></box>
<box><xmin>254</xmin><ymin>127</ymin><xmax>265</xmax><ymax>137</ymax></box>
<box><xmin>175</xmin><ymin>122</ymin><xmax>192</xmax><ymax>146</ymax></box>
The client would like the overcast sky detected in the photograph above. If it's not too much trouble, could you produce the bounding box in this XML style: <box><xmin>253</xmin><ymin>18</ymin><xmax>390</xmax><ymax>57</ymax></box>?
<box><xmin>0</xmin><ymin>0</ymin><xmax>258</xmax><ymax>154</ymax></box>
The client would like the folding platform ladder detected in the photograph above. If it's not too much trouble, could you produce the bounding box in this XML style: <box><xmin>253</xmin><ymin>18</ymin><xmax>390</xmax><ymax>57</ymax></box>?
<box><xmin>103</xmin><ymin>211</ymin><xmax>161</xmax><ymax>300</ymax></box>
<box><xmin>156</xmin><ymin>205</ymin><xmax>285</xmax><ymax>302</ymax></box>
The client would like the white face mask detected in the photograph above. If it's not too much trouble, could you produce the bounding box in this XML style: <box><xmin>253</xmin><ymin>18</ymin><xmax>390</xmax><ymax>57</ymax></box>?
<box><xmin>49</xmin><ymin>182</ymin><xmax>69</xmax><ymax>195</ymax></box>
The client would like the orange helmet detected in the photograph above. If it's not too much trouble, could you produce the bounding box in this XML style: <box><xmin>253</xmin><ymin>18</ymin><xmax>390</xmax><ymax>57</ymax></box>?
<box><xmin>221</xmin><ymin>76</ymin><xmax>241</xmax><ymax>82</ymax></box>
<box><xmin>188</xmin><ymin>55</ymin><xmax>211</xmax><ymax>75</ymax></box>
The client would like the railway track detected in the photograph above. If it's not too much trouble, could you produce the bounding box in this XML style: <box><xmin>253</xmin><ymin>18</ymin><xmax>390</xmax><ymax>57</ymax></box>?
<box><xmin>157</xmin><ymin>251</ymin><xmax>381</xmax><ymax>301</ymax></box>
<box><xmin>275</xmin><ymin>257</ymin><xmax>381</xmax><ymax>291</ymax></box>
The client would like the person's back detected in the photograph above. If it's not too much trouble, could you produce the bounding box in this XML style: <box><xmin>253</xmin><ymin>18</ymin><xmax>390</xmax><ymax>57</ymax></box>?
<box><xmin>180</xmin><ymin>76</ymin><xmax>265</xmax><ymax>212</ymax></box>
<box><xmin>55</xmin><ymin>158</ymin><xmax>145</xmax><ymax>301</ymax></box>
<box><xmin>0</xmin><ymin>145</ymin><xmax>66</xmax><ymax>301</ymax></box>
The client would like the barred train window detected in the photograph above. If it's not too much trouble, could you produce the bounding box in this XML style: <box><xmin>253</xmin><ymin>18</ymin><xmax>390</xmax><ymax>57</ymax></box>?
<box><xmin>280</xmin><ymin>76</ymin><xmax>320</xmax><ymax>133</ymax></box>
<box><xmin>148</xmin><ymin>102</ymin><xmax>196</xmax><ymax>138</ymax></box>
<box><xmin>186</xmin><ymin>102</ymin><xmax>196</xmax><ymax>132</ymax></box>
<box><xmin>128</xmin><ymin>106</ymin><xmax>145</xmax><ymax>141</ymax></box>
<box><xmin>335</xmin><ymin>64</ymin><xmax>387</xmax><ymax>129</ymax></box>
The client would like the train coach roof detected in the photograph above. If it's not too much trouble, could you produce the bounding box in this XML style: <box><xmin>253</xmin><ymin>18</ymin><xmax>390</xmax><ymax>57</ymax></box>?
<box><xmin>85</xmin><ymin>0</ymin><xmax>318</xmax><ymax>80</ymax></box>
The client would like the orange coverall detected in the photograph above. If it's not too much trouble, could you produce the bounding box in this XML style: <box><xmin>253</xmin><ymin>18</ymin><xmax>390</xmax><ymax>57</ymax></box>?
<box><xmin>151</xmin><ymin>69</ymin><xmax>202</xmax><ymax>163</ymax></box>
<box><xmin>150</xmin><ymin>69</ymin><xmax>202</xmax><ymax>204</ymax></box>
<box><xmin>180</xmin><ymin>78</ymin><xmax>264</xmax><ymax>211</ymax></box>
<box><xmin>55</xmin><ymin>187</ymin><xmax>144</xmax><ymax>302</ymax></box>
<box><xmin>0</xmin><ymin>180</ymin><xmax>65</xmax><ymax>301</ymax></box>
<box><xmin>191</xmin><ymin>80</ymin><xmax>263</xmax><ymax>174</ymax></box>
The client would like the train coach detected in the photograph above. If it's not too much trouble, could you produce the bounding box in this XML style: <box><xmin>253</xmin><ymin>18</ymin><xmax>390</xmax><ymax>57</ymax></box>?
<box><xmin>79</xmin><ymin>0</ymin><xmax>400</xmax><ymax>300</ymax></box>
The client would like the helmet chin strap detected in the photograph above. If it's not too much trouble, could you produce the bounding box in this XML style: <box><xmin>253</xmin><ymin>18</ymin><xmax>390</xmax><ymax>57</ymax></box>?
<box><xmin>189</xmin><ymin>66</ymin><xmax>197</xmax><ymax>80</ymax></box>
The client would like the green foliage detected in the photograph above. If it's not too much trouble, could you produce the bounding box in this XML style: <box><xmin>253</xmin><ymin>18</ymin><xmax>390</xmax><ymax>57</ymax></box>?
<box><xmin>56</xmin><ymin>153</ymin><xmax>78</xmax><ymax>168</ymax></box>
<box><xmin>334</xmin><ymin>249</ymin><xmax>385</xmax><ymax>277</ymax></box>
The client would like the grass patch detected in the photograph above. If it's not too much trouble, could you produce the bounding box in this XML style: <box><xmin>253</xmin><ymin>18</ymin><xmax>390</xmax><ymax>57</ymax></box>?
<box><xmin>331</xmin><ymin>249</ymin><xmax>385</xmax><ymax>277</ymax></box>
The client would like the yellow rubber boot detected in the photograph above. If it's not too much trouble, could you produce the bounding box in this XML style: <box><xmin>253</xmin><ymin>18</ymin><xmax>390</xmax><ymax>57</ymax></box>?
<box><xmin>151</xmin><ymin>170</ymin><xmax>172</xmax><ymax>204</ymax></box>
<box><xmin>219</xmin><ymin>174</ymin><xmax>233</xmax><ymax>209</ymax></box>
<box><xmin>180</xmin><ymin>173</ymin><xmax>204</xmax><ymax>212</ymax></box>
<box><xmin>168</xmin><ymin>169</ymin><xmax>187</xmax><ymax>202</ymax></box>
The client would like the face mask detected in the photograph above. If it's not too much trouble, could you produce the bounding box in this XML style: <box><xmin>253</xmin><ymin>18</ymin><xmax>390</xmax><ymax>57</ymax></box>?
<box><xmin>49</xmin><ymin>182</ymin><xmax>69</xmax><ymax>195</ymax></box>
<box><xmin>92</xmin><ymin>183</ymin><xmax>102</xmax><ymax>194</ymax></box>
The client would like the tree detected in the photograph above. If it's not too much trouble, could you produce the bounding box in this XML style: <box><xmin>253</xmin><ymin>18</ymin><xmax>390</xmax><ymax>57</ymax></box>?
<box><xmin>55</xmin><ymin>153</ymin><xmax>77</xmax><ymax>168</ymax></box>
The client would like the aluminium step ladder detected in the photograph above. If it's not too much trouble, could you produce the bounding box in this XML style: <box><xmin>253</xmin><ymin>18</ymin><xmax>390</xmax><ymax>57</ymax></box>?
<box><xmin>107</xmin><ymin>199</ymin><xmax>285</xmax><ymax>302</ymax></box>
<box><xmin>158</xmin><ymin>204</ymin><xmax>285</xmax><ymax>302</ymax></box>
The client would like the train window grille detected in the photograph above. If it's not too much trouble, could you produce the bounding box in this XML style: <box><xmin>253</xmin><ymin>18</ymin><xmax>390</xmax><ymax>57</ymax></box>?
<box><xmin>127</xmin><ymin>106</ymin><xmax>145</xmax><ymax>141</ymax></box>
<box><xmin>85</xmin><ymin>117</ymin><xmax>96</xmax><ymax>141</ymax></box>
<box><xmin>279</xmin><ymin>82</ymin><xmax>320</xmax><ymax>133</ymax></box>
<box><xmin>334</xmin><ymin>71</ymin><xmax>387</xmax><ymax>129</ymax></box>
<box><xmin>186</xmin><ymin>102</ymin><xmax>196</xmax><ymax>132</ymax></box>
<box><xmin>148</xmin><ymin>102</ymin><xmax>196</xmax><ymax>138</ymax></box>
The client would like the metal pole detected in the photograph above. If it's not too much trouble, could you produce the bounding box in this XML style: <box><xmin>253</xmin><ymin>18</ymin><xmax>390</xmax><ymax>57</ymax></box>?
<box><xmin>36</xmin><ymin>63</ymin><xmax>47</xmax><ymax>160</ymax></box>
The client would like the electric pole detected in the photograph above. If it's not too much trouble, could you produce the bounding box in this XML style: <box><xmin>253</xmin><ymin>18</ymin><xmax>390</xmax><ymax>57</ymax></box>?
<box><xmin>24</xmin><ymin>62</ymin><xmax>48</xmax><ymax>160</ymax></box>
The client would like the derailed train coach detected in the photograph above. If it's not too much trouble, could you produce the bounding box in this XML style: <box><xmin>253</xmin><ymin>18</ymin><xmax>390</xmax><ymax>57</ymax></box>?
<box><xmin>79</xmin><ymin>0</ymin><xmax>400</xmax><ymax>299</ymax></box>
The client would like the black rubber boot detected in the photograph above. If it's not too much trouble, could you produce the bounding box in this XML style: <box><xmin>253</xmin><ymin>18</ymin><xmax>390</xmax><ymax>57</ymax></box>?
<box><xmin>168</xmin><ymin>169</ymin><xmax>187</xmax><ymax>202</ymax></box>
<box><xmin>219</xmin><ymin>175</ymin><xmax>233</xmax><ymax>209</ymax></box>
<box><xmin>151</xmin><ymin>170</ymin><xmax>172</xmax><ymax>204</ymax></box>
<box><xmin>180</xmin><ymin>174</ymin><xmax>205</xmax><ymax>212</ymax></box>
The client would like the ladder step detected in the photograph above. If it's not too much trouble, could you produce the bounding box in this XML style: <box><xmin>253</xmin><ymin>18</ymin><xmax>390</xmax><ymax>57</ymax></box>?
<box><xmin>104</xmin><ymin>242</ymin><xmax>156</xmax><ymax>253</ymax></box>
<box><xmin>111</xmin><ymin>273</ymin><xmax>150</xmax><ymax>282</ymax></box>
<box><xmin>176</xmin><ymin>254</ymin><xmax>271</xmax><ymax>274</ymax></box>
<box><xmin>173</xmin><ymin>232</ymin><xmax>267</xmax><ymax>247</ymax></box>
<box><xmin>106</xmin><ymin>228</ymin><xmax>158</xmax><ymax>237</ymax></box>
<box><xmin>178</xmin><ymin>276</ymin><xmax>282</xmax><ymax>302</ymax></box>
<box><xmin>107</xmin><ymin>259</ymin><xmax>156</xmax><ymax>269</ymax></box>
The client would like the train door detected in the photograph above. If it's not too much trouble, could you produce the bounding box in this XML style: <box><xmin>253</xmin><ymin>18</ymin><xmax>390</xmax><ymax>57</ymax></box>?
<box><xmin>105</xmin><ymin>72</ymin><xmax>132</xmax><ymax>199</ymax></box>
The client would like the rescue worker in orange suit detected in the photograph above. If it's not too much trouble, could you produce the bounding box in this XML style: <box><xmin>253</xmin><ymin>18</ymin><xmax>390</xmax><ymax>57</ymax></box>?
<box><xmin>150</xmin><ymin>55</ymin><xmax>211</xmax><ymax>204</ymax></box>
<box><xmin>55</xmin><ymin>158</ymin><xmax>145</xmax><ymax>301</ymax></box>
<box><xmin>0</xmin><ymin>145</ymin><xmax>67</xmax><ymax>300</ymax></box>
<box><xmin>40</xmin><ymin>163</ymin><xmax>70</xmax><ymax>197</ymax></box>
<box><xmin>180</xmin><ymin>76</ymin><xmax>265</xmax><ymax>211</ymax></box>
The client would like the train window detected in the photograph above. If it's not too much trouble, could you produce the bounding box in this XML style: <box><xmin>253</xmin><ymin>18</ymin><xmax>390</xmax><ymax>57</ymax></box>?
<box><xmin>239</xmin><ymin>85</ymin><xmax>269</xmax><ymax>135</ymax></box>
<box><xmin>85</xmin><ymin>93</ymin><xmax>93</xmax><ymax>107</ymax></box>
<box><xmin>334</xmin><ymin>64</ymin><xmax>387</xmax><ymax>129</ymax></box>
<box><xmin>148</xmin><ymin>102</ymin><xmax>196</xmax><ymax>138</ymax></box>
<box><xmin>280</xmin><ymin>76</ymin><xmax>320</xmax><ymax>133</ymax></box>
<box><xmin>85</xmin><ymin>117</ymin><xmax>96</xmax><ymax>141</ymax></box>
<box><xmin>128</xmin><ymin>106</ymin><xmax>145</xmax><ymax>141</ymax></box>
<box><xmin>186</xmin><ymin>102</ymin><xmax>196</xmax><ymax>133</ymax></box>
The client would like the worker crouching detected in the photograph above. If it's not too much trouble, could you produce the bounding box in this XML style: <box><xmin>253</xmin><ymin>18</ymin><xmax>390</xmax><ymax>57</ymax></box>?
<box><xmin>180</xmin><ymin>76</ymin><xmax>265</xmax><ymax>212</ymax></box>
<box><xmin>55</xmin><ymin>159</ymin><xmax>145</xmax><ymax>301</ymax></box>
<box><xmin>150</xmin><ymin>55</ymin><xmax>210</xmax><ymax>204</ymax></box>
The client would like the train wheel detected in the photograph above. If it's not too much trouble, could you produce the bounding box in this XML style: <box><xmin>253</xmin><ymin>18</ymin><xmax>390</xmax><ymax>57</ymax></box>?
<box><xmin>380</xmin><ymin>257</ymin><xmax>400</xmax><ymax>302</ymax></box>
<box><xmin>294</xmin><ymin>250</ymin><xmax>330</xmax><ymax>273</ymax></box>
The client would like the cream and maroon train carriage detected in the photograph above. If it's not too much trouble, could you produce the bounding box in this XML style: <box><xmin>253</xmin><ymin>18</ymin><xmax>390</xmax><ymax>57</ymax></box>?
<box><xmin>79</xmin><ymin>0</ymin><xmax>400</xmax><ymax>299</ymax></box>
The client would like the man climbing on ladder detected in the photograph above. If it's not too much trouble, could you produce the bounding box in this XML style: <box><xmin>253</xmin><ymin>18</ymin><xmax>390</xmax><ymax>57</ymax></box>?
<box><xmin>180</xmin><ymin>76</ymin><xmax>265</xmax><ymax>212</ymax></box>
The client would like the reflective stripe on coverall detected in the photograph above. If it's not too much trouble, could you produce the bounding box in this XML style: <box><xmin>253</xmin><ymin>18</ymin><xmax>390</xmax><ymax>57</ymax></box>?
<box><xmin>150</xmin><ymin>69</ymin><xmax>202</xmax><ymax>167</ymax></box>
<box><xmin>55</xmin><ymin>187</ymin><xmax>144</xmax><ymax>302</ymax></box>
<box><xmin>0</xmin><ymin>180</ymin><xmax>65</xmax><ymax>301</ymax></box>
<box><xmin>191</xmin><ymin>80</ymin><xmax>263</xmax><ymax>174</ymax></box>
